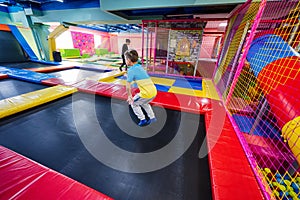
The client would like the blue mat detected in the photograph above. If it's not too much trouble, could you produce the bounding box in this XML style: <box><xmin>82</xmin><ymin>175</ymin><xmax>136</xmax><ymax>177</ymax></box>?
<box><xmin>155</xmin><ymin>84</ymin><xmax>171</xmax><ymax>92</ymax></box>
<box><xmin>232</xmin><ymin>114</ymin><xmax>280</xmax><ymax>139</ymax></box>
<box><xmin>0</xmin><ymin>66</ymin><xmax>56</xmax><ymax>83</ymax></box>
<box><xmin>173</xmin><ymin>79</ymin><xmax>202</xmax><ymax>90</ymax></box>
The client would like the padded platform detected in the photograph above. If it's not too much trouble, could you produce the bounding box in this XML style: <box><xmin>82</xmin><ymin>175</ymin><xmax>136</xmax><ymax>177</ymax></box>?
<box><xmin>0</xmin><ymin>85</ymin><xmax>77</xmax><ymax>119</ymax></box>
<box><xmin>0</xmin><ymin>145</ymin><xmax>112</xmax><ymax>200</ymax></box>
<box><xmin>205</xmin><ymin>102</ymin><xmax>264</xmax><ymax>199</ymax></box>
<box><xmin>0</xmin><ymin>66</ymin><xmax>56</xmax><ymax>83</ymax></box>
<box><xmin>0</xmin><ymin>74</ymin><xmax>8</xmax><ymax>79</ymax></box>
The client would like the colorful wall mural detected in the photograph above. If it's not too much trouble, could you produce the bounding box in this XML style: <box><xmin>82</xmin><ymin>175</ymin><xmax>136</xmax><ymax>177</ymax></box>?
<box><xmin>71</xmin><ymin>31</ymin><xmax>95</xmax><ymax>55</ymax></box>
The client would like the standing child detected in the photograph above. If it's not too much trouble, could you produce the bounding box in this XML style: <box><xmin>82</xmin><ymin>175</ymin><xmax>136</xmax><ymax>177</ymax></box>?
<box><xmin>125</xmin><ymin>49</ymin><xmax>157</xmax><ymax>126</ymax></box>
<box><xmin>119</xmin><ymin>39</ymin><xmax>131</xmax><ymax>71</ymax></box>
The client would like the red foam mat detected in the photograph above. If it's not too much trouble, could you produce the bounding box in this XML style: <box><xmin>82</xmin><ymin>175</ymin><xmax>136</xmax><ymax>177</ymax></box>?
<box><xmin>205</xmin><ymin>107</ymin><xmax>264</xmax><ymax>200</ymax></box>
<box><xmin>0</xmin><ymin>74</ymin><xmax>8</xmax><ymax>79</ymax></box>
<box><xmin>0</xmin><ymin>146</ymin><xmax>113</xmax><ymax>200</ymax></box>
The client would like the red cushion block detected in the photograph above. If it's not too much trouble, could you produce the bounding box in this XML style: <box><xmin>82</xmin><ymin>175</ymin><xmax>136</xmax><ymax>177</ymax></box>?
<box><xmin>0</xmin><ymin>146</ymin><xmax>113</xmax><ymax>200</ymax></box>
<box><xmin>0</xmin><ymin>74</ymin><xmax>8</xmax><ymax>79</ymax></box>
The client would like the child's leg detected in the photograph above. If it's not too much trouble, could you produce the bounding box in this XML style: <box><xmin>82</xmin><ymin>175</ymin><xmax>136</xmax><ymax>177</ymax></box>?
<box><xmin>131</xmin><ymin>94</ymin><xmax>156</xmax><ymax>120</ymax></box>
<box><xmin>131</xmin><ymin>94</ymin><xmax>146</xmax><ymax>120</ymax></box>
<box><xmin>131</xmin><ymin>104</ymin><xmax>145</xmax><ymax>120</ymax></box>
<box><xmin>141</xmin><ymin>103</ymin><xmax>155</xmax><ymax>119</ymax></box>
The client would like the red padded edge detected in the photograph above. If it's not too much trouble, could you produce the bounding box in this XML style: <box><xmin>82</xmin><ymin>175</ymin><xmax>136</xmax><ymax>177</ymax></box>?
<box><xmin>153</xmin><ymin>91</ymin><xmax>212</xmax><ymax>114</ymax></box>
<box><xmin>68</xmin><ymin>79</ymin><xmax>213</xmax><ymax>114</ymax></box>
<box><xmin>205</xmin><ymin>104</ymin><xmax>264</xmax><ymax>200</ymax></box>
<box><xmin>0</xmin><ymin>74</ymin><xmax>8</xmax><ymax>79</ymax></box>
<box><xmin>0</xmin><ymin>146</ymin><xmax>113</xmax><ymax>200</ymax></box>
<box><xmin>0</xmin><ymin>24</ymin><xmax>10</xmax><ymax>31</ymax></box>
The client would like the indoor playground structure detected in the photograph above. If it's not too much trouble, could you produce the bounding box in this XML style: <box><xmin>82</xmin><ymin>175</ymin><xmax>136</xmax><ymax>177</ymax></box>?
<box><xmin>142</xmin><ymin>19</ymin><xmax>225</xmax><ymax>77</ymax></box>
<box><xmin>0</xmin><ymin>0</ymin><xmax>300</xmax><ymax>200</ymax></box>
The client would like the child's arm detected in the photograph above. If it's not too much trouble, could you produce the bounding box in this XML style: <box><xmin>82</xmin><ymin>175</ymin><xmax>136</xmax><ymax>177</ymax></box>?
<box><xmin>126</xmin><ymin>82</ymin><xmax>133</xmax><ymax>104</ymax></box>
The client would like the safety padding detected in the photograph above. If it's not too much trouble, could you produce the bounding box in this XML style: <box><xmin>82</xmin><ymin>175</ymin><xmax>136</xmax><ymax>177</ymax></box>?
<box><xmin>72</xmin><ymin>79</ymin><xmax>136</xmax><ymax>100</ymax></box>
<box><xmin>28</xmin><ymin>65</ymin><xmax>75</xmax><ymax>73</ymax></box>
<box><xmin>153</xmin><ymin>91</ymin><xmax>212</xmax><ymax>114</ymax></box>
<box><xmin>0</xmin><ymin>66</ymin><xmax>56</xmax><ymax>83</ymax></box>
<box><xmin>72</xmin><ymin>80</ymin><xmax>212</xmax><ymax>114</ymax></box>
<box><xmin>0</xmin><ymin>24</ymin><xmax>10</xmax><ymax>31</ymax></box>
<box><xmin>89</xmin><ymin>70</ymin><xmax>125</xmax><ymax>82</ymax></box>
<box><xmin>205</xmin><ymin>102</ymin><xmax>264</xmax><ymax>200</ymax></box>
<box><xmin>60</xmin><ymin>48</ymin><xmax>81</xmax><ymax>58</ymax></box>
<box><xmin>9</xmin><ymin>25</ymin><xmax>39</xmax><ymax>61</ymax></box>
<box><xmin>0</xmin><ymin>85</ymin><xmax>77</xmax><ymax>119</ymax></box>
<box><xmin>0</xmin><ymin>74</ymin><xmax>8</xmax><ymax>79</ymax></box>
<box><xmin>0</xmin><ymin>146</ymin><xmax>113</xmax><ymax>200</ymax></box>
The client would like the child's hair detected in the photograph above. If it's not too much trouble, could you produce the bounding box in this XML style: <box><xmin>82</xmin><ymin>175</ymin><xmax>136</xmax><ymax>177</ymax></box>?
<box><xmin>126</xmin><ymin>39</ymin><xmax>131</xmax><ymax>43</ymax></box>
<box><xmin>124</xmin><ymin>49</ymin><xmax>138</xmax><ymax>62</ymax></box>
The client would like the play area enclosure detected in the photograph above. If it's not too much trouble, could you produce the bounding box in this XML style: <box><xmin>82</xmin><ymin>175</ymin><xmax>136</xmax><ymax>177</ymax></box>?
<box><xmin>142</xmin><ymin>18</ymin><xmax>225</xmax><ymax>77</ymax></box>
<box><xmin>215</xmin><ymin>0</ymin><xmax>300</xmax><ymax>199</ymax></box>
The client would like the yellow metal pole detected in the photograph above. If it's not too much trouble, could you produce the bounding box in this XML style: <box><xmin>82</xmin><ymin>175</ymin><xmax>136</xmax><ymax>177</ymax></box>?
<box><xmin>48</xmin><ymin>24</ymin><xmax>69</xmax><ymax>61</ymax></box>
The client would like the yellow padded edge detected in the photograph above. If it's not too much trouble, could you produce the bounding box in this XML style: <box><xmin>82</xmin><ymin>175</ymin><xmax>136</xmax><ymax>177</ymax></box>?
<box><xmin>202</xmin><ymin>79</ymin><xmax>220</xmax><ymax>100</ymax></box>
<box><xmin>150</xmin><ymin>77</ymin><xmax>175</xmax><ymax>86</ymax></box>
<box><xmin>0</xmin><ymin>85</ymin><xmax>78</xmax><ymax>119</ymax></box>
<box><xmin>87</xmin><ymin>71</ymin><xmax>125</xmax><ymax>82</ymax></box>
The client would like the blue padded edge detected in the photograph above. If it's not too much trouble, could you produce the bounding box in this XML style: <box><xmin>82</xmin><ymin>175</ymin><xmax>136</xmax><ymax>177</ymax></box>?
<box><xmin>173</xmin><ymin>79</ymin><xmax>202</xmax><ymax>90</ymax></box>
<box><xmin>0</xmin><ymin>66</ymin><xmax>56</xmax><ymax>83</ymax></box>
<box><xmin>8</xmin><ymin>25</ymin><xmax>39</xmax><ymax>61</ymax></box>
<box><xmin>155</xmin><ymin>84</ymin><xmax>171</xmax><ymax>92</ymax></box>
<box><xmin>0</xmin><ymin>66</ymin><xmax>12</xmax><ymax>74</ymax></box>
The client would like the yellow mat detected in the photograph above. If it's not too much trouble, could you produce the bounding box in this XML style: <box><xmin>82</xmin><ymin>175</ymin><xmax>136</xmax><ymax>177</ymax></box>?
<box><xmin>150</xmin><ymin>77</ymin><xmax>176</xmax><ymax>86</ymax></box>
<box><xmin>88</xmin><ymin>71</ymin><xmax>125</xmax><ymax>81</ymax></box>
<box><xmin>168</xmin><ymin>86</ymin><xmax>204</xmax><ymax>97</ymax></box>
<box><xmin>202</xmin><ymin>80</ymin><xmax>220</xmax><ymax>100</ymax></box>
<box><xmin>99</xmin><ymin>75</ymin><xmax>220</xmax><ymax>100</ymax></box>
<box><xmin>0</xmin><ymin>85</ymin><xmax>77</xmax><ymax>119</ymax></box>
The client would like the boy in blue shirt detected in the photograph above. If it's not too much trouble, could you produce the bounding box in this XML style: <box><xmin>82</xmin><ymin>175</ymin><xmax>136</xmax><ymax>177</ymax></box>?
<box><xmin>125</xmin><ymin>49</ymin><xmax>157</xmax><ymax>126</ymax></box>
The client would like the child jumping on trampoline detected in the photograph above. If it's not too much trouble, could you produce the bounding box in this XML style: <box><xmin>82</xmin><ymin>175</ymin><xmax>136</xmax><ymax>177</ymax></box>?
<box><xmin>125</xmin><ymin>49</ymin><xmax>157</xmax><ymax>126</ymax></box>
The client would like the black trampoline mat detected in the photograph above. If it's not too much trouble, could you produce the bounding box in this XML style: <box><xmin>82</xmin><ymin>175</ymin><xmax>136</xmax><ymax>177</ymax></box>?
<box><xmin>0</xmin><ymin>79</ymin><xmax>47</xmax><ymax>100</ymax></box>
<box><xmin>49</xmin><ymin>68</ymin><xmax>104</xmax><ymax>80</ymax></box>
<box><xmin>0</xmin><ymin>92</ymin><xmax>211</xmax><ymax>200</ymax></box>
